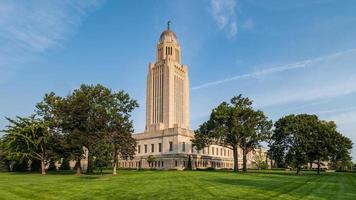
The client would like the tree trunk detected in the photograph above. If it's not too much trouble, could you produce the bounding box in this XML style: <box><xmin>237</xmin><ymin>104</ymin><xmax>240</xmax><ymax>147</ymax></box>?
<box><xmin>40</xmin><ymin>158</ymin><xmax>46</xmax><ymax>175</ymax></box>
<box><xmin>242</xmin><ymin>148</ymin><xmax>247</xmax><ymax>172</ymax></box>
<box><xmin>317</xmin><ymin>159</ymin><xmax>320</xmax><ymax>175</ymax></box>
<box><xmin>113</xmin><ymin>161</ymin><xmax>117</xmax><ymax>175</ymax></box>
<box><xmin>309</xmin><ymin>161</ymin><xmax>313</xmax><ymax>169</ymax></box>
<box><xmin>86</xmin><ymin>152</ymin><xmax>93</xmax><ymax>174</ymax></box>
<box><xmin>76</xmin><ymin>158</ymin><xmax>82</xmax><ymax>175</ymax></box>
<box><xmin>296</xmin><ymin>165</ymin><xmax>301</xmax><ymax>175</ymax></box>
<box><xmin>233</xmin><ymin>146</ymin><xmax>239</xmax><ymax>172</ymax></box>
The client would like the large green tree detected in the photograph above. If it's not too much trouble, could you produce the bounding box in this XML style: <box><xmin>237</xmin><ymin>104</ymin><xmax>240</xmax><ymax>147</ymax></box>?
<box><xmin>192</xmin><ymin>94</ymin><xmax>271</xmax><ymax>172</ymax></box>
<box><xmin>329</xmin><ymin>131</ymin><xmax>353</xmax><ymax>170</ymax></box>
<box><xmin>238</xmin><ymin>108</ymin><xmax>272</xmax><ymax>172</ymax></box>
<box><xmin>306</xmin><ymin>120</ymin><xmax>336</xmax><ymax>174</ymax></box>
<box><xmin>92</xmin><ymin>142</ymin><xmax>112</xmax><ymax>175</ymax></box>
<box><xmin>1</xmin><ymin>116</ymin><xmax>54</xmax><ymax>174</ymax></box>
<box><xmin>271</xmin><ymin>114</ymin><xmax>353</xmax><ymax>175</ymax></box>
<box><xmin>102</xmin><ymin>91</ymin><xmax>138</xmax><ymax>175</ymax></box>
<box><xmin>272</xmin><ymin>114</ymin><xmax>316</xmax><ymax>175</ymax></box>
<box><xmin>36</xmin><ymin>84</ymin><xmax>138</xmax><ymax>175</ymax></box>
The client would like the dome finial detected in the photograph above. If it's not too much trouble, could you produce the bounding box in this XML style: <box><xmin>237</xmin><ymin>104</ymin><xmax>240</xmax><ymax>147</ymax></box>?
<box><xmin>167</xmin><ymin>20</ymin><xmax>171</xmax><ymax>30</ymax></box>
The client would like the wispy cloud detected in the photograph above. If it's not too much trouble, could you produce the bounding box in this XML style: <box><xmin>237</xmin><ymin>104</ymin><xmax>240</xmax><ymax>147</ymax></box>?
<box><xmin>240</xmin><ymin>18</ymin><xmax>254</xmax><ymax>31</ymax></box>
<box><xmin>209</xmin><ymin>0</ymin><xmax>238</xmax><ymax>37</ymax></box>
<box><xmin>191</xmin><ymin>48</ymin><xmax>356</xmax><ymax>91</ymax></box>
<box><xmin>0</xmin><ymin>0</ymin><xmax>103</xmax><ymax>82</ymax></box>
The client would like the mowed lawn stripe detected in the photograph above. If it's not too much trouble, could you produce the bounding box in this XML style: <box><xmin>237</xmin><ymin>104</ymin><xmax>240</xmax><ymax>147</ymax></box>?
<box><xmin>0</xmin><ymin>170</ymin><xmax>355</xmax><ymax>200</ymax></box>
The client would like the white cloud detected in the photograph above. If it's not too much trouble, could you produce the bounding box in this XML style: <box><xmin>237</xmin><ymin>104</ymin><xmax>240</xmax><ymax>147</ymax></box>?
<box><xmin>191</xmin><ymin>48</ymin><xmax>356</xmax><ymax>106</ymax></box>
<box><xmin>209</xmin><ymin>0</ymin><xmax>238</xmax><ymax>37</ymax></box>
<box><xmin>0</xmin><ymin>0</ymin><xmax>103</xmax><ymax>82</ymax></box>
<box><xmin>190</xmin><ymin>60</ymin><xmax>309</xmax><ymax>90</ymax></box>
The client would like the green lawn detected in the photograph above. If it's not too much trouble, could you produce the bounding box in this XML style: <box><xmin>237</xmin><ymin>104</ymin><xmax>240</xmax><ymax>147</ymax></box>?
<box><xmin>0</xmin><ymin>170</ymin><xmax>355</xmax><ymax>200</ymax></box>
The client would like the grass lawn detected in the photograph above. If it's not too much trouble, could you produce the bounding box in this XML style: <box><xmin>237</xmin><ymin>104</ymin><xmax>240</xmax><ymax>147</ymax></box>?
<box><xmin>0</xmin><ymin>170</ymin><xmax>355</xmax><ymax>200</ymax></box>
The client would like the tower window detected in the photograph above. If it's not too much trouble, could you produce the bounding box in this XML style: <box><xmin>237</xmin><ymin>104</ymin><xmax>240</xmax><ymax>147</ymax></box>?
<box><xmin>159</xmin><ymin>143</ymin><xmax>162</xmax><ymax>152</ymax></box>
<box><xmin>151</xmin><ymin>144</ymin><xmax>154</xmax><ymax>153</ymax></box>
<box><xmin>144</xmin><ymin>144</ymin><xmax>147</xmax><ymax>153</ymax></box>
<box><xmin>182</xmin><ymin>142</ymin><xmax>186</xmax><ymax>152</ymax></box>
<box><xmin>138</xmin><ymin>145</ymin><xmax>141</xmax><ymax>154</ymax></box>
<box><xmin>165</xmin><ymin>46</ymin><xmax>173</xmax><ymax>55</ymax></box>
<box><xmin>169</xmin><ymin>141</ymin><xmax>173</xmax><ymax>151</ymax></box>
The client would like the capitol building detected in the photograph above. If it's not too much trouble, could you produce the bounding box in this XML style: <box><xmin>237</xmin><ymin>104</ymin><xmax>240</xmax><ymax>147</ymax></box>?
<box><xmin>118</xmin><ymin>24</ymin><xmax>267</xmax><ymax>170</ymax></box>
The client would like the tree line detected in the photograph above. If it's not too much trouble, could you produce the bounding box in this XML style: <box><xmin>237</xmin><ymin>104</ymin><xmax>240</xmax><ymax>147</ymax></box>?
<box><xmin>0</xmin><ymin>84</ymin><xmax>138</xmax><ymax>175</ymax></box>
<box><xmin>192</xmin><ymin>95</ymin><xmax>353</xmax><ymax>175</ymax></box>
<box><xmin>0</xmin><ymin>86</ymin><xmax>353</xmax><ymax>175</ymax></box>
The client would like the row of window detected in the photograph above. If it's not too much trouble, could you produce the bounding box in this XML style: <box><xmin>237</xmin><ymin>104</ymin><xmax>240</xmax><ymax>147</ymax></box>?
<box><xmin>137</xmin><ymin>142</ymin><xmax>233</xmax><ymax>157</ymax></box>
<box><xmin>137</xmin><ymin>142</ymin><xmax>173</xmax><ymax>154</ymax></box>
<box><xmin>119</xmin><ymin>160</ymin><xmax>234</xmax><ymax>169</ymax></box>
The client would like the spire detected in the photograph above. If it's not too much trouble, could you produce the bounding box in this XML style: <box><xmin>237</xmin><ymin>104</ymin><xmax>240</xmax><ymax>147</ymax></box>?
<box><xmin>167</xmin><ymin>20</ymin><xmax>171</xmax><ymax>30</ymax></box>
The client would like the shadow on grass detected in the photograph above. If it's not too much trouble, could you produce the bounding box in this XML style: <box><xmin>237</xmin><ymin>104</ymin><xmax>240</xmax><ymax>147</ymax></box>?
<box><xmin>194</xmin><ymin>169</ymin><xmax>326</xmax><ymax>177</ymax></box>
<box><xmin>206</xmin><ymin>175</ymin><xmax>320</xmax><ymax>199</ymax></box>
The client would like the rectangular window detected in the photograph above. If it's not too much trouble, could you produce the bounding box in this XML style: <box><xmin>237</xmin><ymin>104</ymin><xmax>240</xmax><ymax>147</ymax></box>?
<box><xmin>216</xmin><ymin>148</ymin><xmax>218</xmax><ymax>156</ymax></box>
<box><xmin>182</xmin><ymin>142</ymin><xmax>185</xmax><ymax>152</ymax></box>
<box><xmin>224</xmin><ymin>149</ymin><xmax>226</xmax><ymax>156</ymax></box>
<box><xmin>212</xmin><ymin>147</ymin><xmax>214</xmax><ymax>155</ymax></box>
<box><xmin>208</xmin><ymin>146</ymin><xmax>210</xmax><ymax>155</ymax></box>
<box><xmin>203</xmin><ymin>148</ymin><xmax>206</xmax><ymax>154</ymax></box>
<box><xmin>221</xmin><ymin>148</ymin><xmax>223</xmax><ymax>156</ymax></box>
<box><xmin>144</xmin><ymin>144</ymin><xmax>147</xmax><ymax>153</ymax></box>
<box><xmin>151</xmin><ymin>144</ymin><xmax>154</xmax><ymax>153</ymax></box>
<box><xmin>169</xmin><ymin>141</ymin><xmax>173</xmax><ymax>151</ymax></box>
<box><xmin>138</xmin><ymin>145</ymin><xmax>141</xmax><ymax>154</ymax></box>
<box><xmin>159</xmin><ymin>143</ymin><xmax>162</xmax><ymax>152</ymax></box>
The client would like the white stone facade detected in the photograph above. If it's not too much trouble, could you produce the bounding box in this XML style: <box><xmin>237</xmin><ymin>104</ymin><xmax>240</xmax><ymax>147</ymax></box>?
<box><xmin>118</xmin><ymin>24</ymin><xmax>267</xmax><ymax>170</ymax></box>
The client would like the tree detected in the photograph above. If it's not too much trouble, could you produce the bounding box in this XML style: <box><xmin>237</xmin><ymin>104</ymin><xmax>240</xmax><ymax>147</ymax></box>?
<box><xmin>306</xmin><ymin>121</ymin><xmax>336</xmax><ymax>174</ymax></box>
<box><xmin>36</xmin><ymin>84</ymin><xmax>138</xmax><ymax>175</ymax></box>
<box><xmin>108</xmin><ymin>126</ymin><xmax>136</xmax><ymax>175</ymax></box>
<box><xmin>237</xmin><ymin>108</ymin><xmax>272</xmax><ymax>172</ymax></box>
<box><xmin>272</xmin><ymin>114</ymin><xmax>317</xmax><ymax>175</ymax></box>
<box><xmin>92</xmin><ymin>142</ymin><xmax>112</xmax><ymax>175</ymax></box>
<box><xmin>271</xmin><ymin>114</ymin><xmax>353</xmax><ymax>175</ymax></box>
<box><xmin>254</xmin><ymin>151</ymin><xmax>268</xmax><ymax>170</ymax></box>
<box><xmin>329</xmin><ymin>132</ymin><xmax>353</xmax><ymax>171</ymax></box>
<box><xmin>59</xmin><ymin>157</ymin><xmax>71</xmax><ymax>171</ymax></box>
<box><xmin>104</xmin><ymin>91</ymin><xmax>138</xmax><ymax>175</ymax></box>
<box><xmin>147</xmin><ymin>155</ymin><xmax>155</xmax><ymax>168</ymax></box>
<box><xmin>192</xmin><ymin>94</ymin><xmax>271</xmax><ymax>172</ymax></box>
<box><xmin>268</xmin><ymin>143</ymin><xmax>286</xmax><ymax>168</ymax></box>
<box><xmin>1</xmin><ymin>116</ymin><xmax>52</xmax><ymax>175</ymax></box>
<box><xmin>0</xmin><ymin>140</ymin><xmax>11</xmax><ymax>172</ymax></box>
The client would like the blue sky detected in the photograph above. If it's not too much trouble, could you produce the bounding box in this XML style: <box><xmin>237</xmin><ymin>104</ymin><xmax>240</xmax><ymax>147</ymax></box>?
<box><xmin>1</xmin><ymin>0</ymin><xmax>356</xmax><ymax>160</ymax></box>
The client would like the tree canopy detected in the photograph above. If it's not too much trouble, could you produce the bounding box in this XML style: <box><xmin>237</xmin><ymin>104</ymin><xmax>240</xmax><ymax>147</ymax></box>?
<box><xmin>269</xmin><ymin>114</ymin><xmax>353</xmax><ymax>174</ymax></box>
<box><xmin>192</xmin><ymin>94</ymin><xmax>272</xmax><ymax>172</ymax></box>
<box><xmin>1</xmin><ymin>116</ymin><xmax>54</xmax><ymax>174</ymax></box>
<box><xmin>35</xmin><ymin>84</ymin><xmax>138</xmax><ymax>175</ymax></box>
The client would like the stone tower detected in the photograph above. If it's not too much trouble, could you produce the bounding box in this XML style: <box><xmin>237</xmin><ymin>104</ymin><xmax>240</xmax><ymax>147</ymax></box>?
<box><xmin>145</xmin><ymin>22</ymin><xmax>190</xmax><ymax>132</ymax></box>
